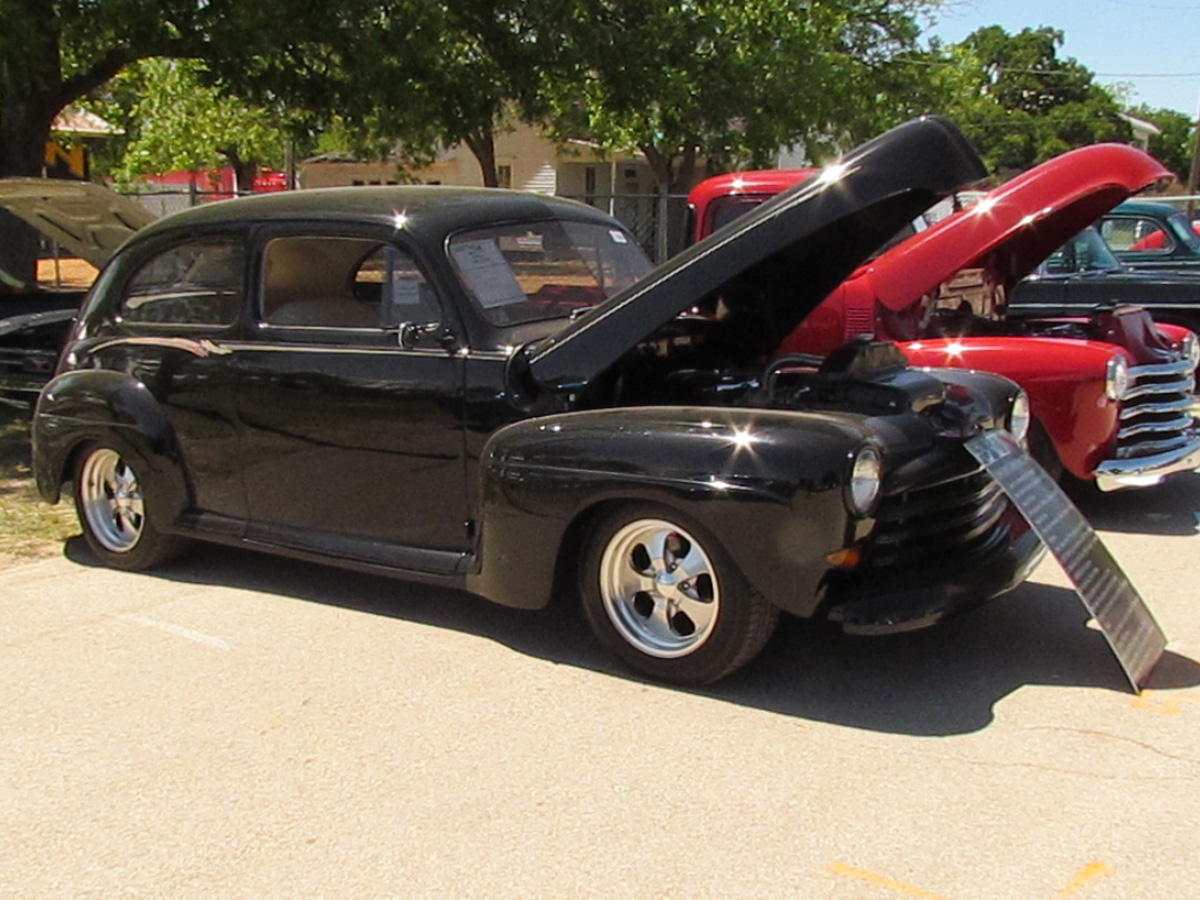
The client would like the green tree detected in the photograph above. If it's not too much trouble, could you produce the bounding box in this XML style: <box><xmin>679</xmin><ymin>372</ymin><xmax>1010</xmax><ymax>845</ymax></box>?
<box><xmin>91</xmin><ymin>60</ymin><xmax>288</xmax><ymax>190</ymax></box>
<box><xmin>928</xmin><ymin>26</ymin><xmax>1131</xmax><ymax>174</ymax></box>
<box><xmin>0</xmin><ymin>0</ymin><xmax>332</xmax><ymax>281</ymax></box>
<box><xmin>225</xmin><ymin>0</ymin><xmax>557</xmax><ymax>187</ymax></box>
<box><xmin>1130</xmin><ymin>105</ymin><xmax>1195</xmax><ymax>182</ymax></box>
<box><xmin>541</xmin><ymin>0</ymin><xmax>934</xmax><ymax>193</ymax></box>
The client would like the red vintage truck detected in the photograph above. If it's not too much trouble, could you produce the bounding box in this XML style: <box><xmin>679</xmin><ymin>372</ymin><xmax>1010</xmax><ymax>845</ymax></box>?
<box><xmin>687</xmin><ymin>144</ymin><xmax>1200</xmax><ymax>490</ymax></box>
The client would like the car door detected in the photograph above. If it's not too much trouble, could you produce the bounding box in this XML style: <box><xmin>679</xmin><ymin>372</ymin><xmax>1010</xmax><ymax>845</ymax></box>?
<box><xmin>1101</xmin><ymin>212</ymin><xmax>1196</xmax><ymax>271</ymax></box>
<box><xmin>91</xmin><ymin>235</ymin><xmax>248</xmax><ymax>527</ymax></box>
<box><xmin>228</xmin><ymin>228</ymin><xmax>469</xmax><ymax>572</ymax></box>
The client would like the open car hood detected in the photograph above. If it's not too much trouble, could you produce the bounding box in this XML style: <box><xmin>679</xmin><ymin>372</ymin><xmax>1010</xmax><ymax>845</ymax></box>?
<box><xmin>861</xmin><ymin>143</ymin><xmax>1172</xmax><ymax>310</ymax></box>
<box><xmin>525</xmin><ymin>117</ymin><xmax>987</xmax><ymax>391</ymax></box>
<box><xmin>0</xmin><ymin>178</ymin><xmax>156</xmax><ymax>279</ymax></box>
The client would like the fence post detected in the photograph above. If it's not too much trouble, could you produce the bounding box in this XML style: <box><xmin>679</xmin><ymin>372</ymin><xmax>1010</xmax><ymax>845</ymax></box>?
<box><xmin>656</xmin><ymin>187</ymin><xmax>670</xmax><ymax>264</ymax></box>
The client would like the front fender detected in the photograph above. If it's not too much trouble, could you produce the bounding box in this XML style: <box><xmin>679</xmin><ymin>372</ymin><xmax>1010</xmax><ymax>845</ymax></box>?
<box><xmin>468</xmin><ymin>406</ymin><xmax>872</xmax><ymax>616</ymax></box>
<box><xmin>33</xmin><ymin>369</ymin><xmax>188</xmax><ymax>524</ymax></box>
<box><xmin>901</xmin><ymin>337</ymin><xmax>1121</xmax><ymax>479</ymax></box>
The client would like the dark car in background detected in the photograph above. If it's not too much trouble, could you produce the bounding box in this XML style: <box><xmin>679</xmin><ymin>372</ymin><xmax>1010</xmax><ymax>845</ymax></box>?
<box><xmin>0</xmin><ymin>179</ymin><xmax>156</xmax><ymax>407</ymax></box>
<box><xmin>1008</xmin><ymin>225</ymin><xmax>1200</xmax><ymax>335</ymax></box>
<box><xmin>1100</xmin><ymin>199</ymin><xmax>1200</xmax><ymax>272</ymax></box>
<box><xmin>32</xmin><ymin>117</ymin><xmax>1043</xmax><ymax>685</ymax></box>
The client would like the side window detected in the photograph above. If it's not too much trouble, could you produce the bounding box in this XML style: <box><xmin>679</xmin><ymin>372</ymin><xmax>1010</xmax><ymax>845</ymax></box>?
<box><xmin>1042</xmin><ymin>246</ymin><xmax>1070</xmax><ymax>275</ymax></box>
<box><xmin>120</xmin><ymin>239</ymin><xmax>244</xmax><ymax>326</ymax></box>
<box><xmin>261</xmin><ymin>236</ymin><xmax>438</xmax><ymax>329</ymax></box>
<box><xmin>1106</xmin><ymin>217</ymin><xmax>1171</xmax><ymax>253</ymax></box>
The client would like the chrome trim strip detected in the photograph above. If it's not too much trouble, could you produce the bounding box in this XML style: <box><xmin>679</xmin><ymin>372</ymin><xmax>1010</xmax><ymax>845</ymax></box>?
<box><xmin>90</xmin><ymin>336</ymin><xmax>233</xmax><ymax>357</ymax></box>
<box><xmin>1129</xmin><ymin>359</ymin><xmax>1194</xmax><ymax>379</ymax></box>
<box><xmin>1117</xmin><ymin>414</ymin><xmax>1195</xmax><ymax>438</ymax></box>
<box><xmin>1096</xmin><ymin>436</ymin><xmax>1200</xmax><ymax>491</ymax></box>
<box><xmin>1116</xmin><ymin>435</ymin><xmax>1191</xmax><ymax>458</ymax></box>
<box><xmin>1120</xmin><ymin>396</ymin><xmax>1195</xmax><ymax>419</ymax></box>
<box><xmin>1123</xmin><ymin>377</ymin><xmax>1194</xmax><ymax>400</ymax></box>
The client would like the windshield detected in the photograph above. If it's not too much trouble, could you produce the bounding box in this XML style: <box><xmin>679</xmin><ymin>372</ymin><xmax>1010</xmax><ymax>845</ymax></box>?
<box><xmin>448</xmin><ymin>219</ymin><xmax>652</xmax><ymax>327</ymax></box>
<box><xmin>1042</xmin><ymin>227</ymin><xmax>1121</xmax><ymax>274</ymax></box>
<box><xmin>1167</xmin><ymin>211</ymin><xmax>1200</xmax><ymax>251</ymax></box>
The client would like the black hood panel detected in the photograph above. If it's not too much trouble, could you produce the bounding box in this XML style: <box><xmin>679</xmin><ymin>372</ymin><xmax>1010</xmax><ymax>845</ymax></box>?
<box><xmin>526</xmin><ymin>117</ymin><xmax>987</xmax><ymax>390</ymax></box>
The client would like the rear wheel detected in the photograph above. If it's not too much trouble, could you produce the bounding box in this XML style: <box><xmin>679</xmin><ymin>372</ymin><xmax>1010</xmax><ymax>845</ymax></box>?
<box><xmin>74</xmin><ymin>444</ymin><xmax>183</xmax><ymax>570</ymax></box>
<box><xmin>580</xmin><ymin>504</ymin><xmax>779</xmax><ymax>685</ymax></box>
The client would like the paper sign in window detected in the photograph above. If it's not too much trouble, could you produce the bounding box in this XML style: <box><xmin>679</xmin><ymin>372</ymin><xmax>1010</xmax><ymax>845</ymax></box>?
<box><xmin>450</xmin><ymin>239</ymin><xmax>527</xmax><ymax>309</ymax></box>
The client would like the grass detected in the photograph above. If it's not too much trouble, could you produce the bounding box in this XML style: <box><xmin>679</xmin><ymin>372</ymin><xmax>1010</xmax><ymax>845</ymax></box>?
<box><xmin>0</xmin><ymin>408</ymin><xmax>78</xmax><ymax>566</ymax></box>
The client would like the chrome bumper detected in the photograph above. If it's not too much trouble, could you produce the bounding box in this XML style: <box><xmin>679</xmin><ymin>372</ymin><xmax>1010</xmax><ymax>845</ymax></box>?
<box><xmin>1094</xmin><ymin>434</ymin><xmax>1200</xmax><ymax>491</ymax></box>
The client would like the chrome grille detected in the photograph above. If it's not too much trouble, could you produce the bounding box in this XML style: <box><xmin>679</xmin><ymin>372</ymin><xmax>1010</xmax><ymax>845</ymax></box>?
<box><xmin>866</xmin><ymin>463</ymin><xmax>1010</xmax><ymax>569</ymax></box>
<box><xmin>1116</xmin><ymin>359</ymin><xmax>1197</xmax><ymax>460</ymax></box>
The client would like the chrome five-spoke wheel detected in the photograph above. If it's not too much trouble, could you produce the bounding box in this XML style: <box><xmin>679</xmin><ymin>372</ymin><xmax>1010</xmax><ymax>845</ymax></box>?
<box><xmin>598</xmin><ymin>518</ymin><xmax>720</xmax><ymax>658</ymax></box>
<box><xmin>73</xmin><ymin>443</ymin><xmax>183</xmax><ymax>571</ymax></box>
<box><xmin>581</xmin><ymin>504</ymin><xmax>779</xmax><ymax>685</ymax></box>
<box><xmin>79</xmin><ymin>448</ymin><xmax>145</xmax><ymax>553</ymax></box>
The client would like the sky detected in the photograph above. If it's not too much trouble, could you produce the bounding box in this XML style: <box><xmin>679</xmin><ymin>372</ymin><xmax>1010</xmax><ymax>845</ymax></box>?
<box><xmin>927</xmin><ymin>0</ymin><xmax>1200</xmax><ymax>116</ymax></box>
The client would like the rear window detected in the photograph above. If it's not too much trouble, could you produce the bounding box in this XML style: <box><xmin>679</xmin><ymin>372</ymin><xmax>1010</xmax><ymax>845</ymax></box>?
<box><xmin>448</xmin><ymin>219</ymin><xmax>651</xmax><ymax>327</ymax></box>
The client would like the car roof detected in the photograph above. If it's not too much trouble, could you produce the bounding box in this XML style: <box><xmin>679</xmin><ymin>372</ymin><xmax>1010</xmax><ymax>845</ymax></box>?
<box><xmin>1112</xmin><ymin>199</ymin><xmax>1185</xmax><ymax>217</ymax></box>
<box><xmin>130</xmin><ymin>185</ymin><xmax>617</xmax><ymax>247</ymax></box>
<box><xmin>686</xmin><ymin>169</ymin><xmax>818</xmax><ymax>208</ymax></box>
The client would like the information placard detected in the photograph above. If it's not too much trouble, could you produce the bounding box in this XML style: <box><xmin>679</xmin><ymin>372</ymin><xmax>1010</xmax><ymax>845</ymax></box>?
<box><xmin>966</xmin><ymin>429</ymin><xmax>1166</xmax><ymax>691</ymax></box>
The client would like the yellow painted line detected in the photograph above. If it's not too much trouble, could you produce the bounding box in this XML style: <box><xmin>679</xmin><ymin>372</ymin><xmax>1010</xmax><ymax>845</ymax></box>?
<box><xmin>828</xmin><ymin>863</ymin><xmax>953</xmax><ymax>900</ymax></box>
<box><xmin>1132</xmin><ymin>690</ymin><xmax>1200</xmax><ymax>715</ymax></box>
<box><xmin>1058</xmin><ymin>861</ymin><xmax>1110</xmax><ymax>897</ymax></box>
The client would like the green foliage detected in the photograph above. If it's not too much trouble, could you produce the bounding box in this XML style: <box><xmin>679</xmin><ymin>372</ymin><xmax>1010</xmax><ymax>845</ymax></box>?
<box><xmin>920</xmin><ymin>26</ymin><xmax>1131</xmax><ymax>174</ymax></box>
<box><xmin>1130</xmin><ymin>105</ymin><xmax>1196</xmax><ymax>182</ymax></box>
<box><xmin>86</xmin><ymin>60</ymin><xmax>287</xmax><ymax>186</ymax></box>
<box><xmin>541</xmin><ymin>0</ymin><xmax>934</xmax><ymax>189</ymax></box>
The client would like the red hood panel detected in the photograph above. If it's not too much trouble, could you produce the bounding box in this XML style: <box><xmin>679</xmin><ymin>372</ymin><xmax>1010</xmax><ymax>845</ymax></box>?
<box><xmin>867</xmin><ymin>143</ymin><xmax>1171</xmax><ymax>310</ymax></box>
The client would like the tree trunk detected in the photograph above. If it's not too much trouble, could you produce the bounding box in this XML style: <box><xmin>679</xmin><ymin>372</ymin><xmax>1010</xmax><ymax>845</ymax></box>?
<box><xmin>464</xmin><ymin>129</ymin><xmax>499</xmax><ymax>187</ymax></box>
<box><xmin>1</xmin><ymin>3</ymin><xmax>129</xmax><ymax>285</ymax></box>
<box><xmin>222</xmin><ymin>147</ymin><xmax>259</xmax><ymax>194</ymax></box>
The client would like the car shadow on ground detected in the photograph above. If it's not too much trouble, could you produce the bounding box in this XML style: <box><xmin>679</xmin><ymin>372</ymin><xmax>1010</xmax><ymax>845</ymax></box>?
<box><xmin>62</xmin><ymin>536</ymin><xmax>1200</xmax><ymax>738</ymax></box>
<box><xmin>1064</xmin><ymin>470</ymin><xmax>1200</xmax><ymax>536</ymax></box>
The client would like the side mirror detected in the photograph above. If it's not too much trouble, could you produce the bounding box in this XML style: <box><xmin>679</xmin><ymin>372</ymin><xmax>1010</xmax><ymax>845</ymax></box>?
<box><xmin>398</xmin><ymin>321</ymin><xmax>457</xmax><ymax>352</ymax></box>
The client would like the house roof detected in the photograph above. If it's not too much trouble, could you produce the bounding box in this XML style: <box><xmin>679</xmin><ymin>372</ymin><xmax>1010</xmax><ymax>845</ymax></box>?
<box><xmin>51</xmin><ymin>107</ymin><xmax>122</xmax><ymax>138</ymax></box>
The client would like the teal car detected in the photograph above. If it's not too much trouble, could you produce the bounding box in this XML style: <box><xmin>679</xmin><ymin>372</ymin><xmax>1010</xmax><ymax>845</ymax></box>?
<box><xmin>1100</xmin><ymin>200</ymin><xmax>1200</xmax><ymax>271</ymax></box>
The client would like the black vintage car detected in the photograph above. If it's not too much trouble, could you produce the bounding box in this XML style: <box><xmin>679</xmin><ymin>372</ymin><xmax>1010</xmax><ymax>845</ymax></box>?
<box><xmin>33</xmin><ymin>117</ymin><xmax>1043</xmax><ymax>685</ymax></box>
<box><xmin>1008</xmin><ymin>225</ymin><xmax>1200</xmax><ymax>335</ymax></box>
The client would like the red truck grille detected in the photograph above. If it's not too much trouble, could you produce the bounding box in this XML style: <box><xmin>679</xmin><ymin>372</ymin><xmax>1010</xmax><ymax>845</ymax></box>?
<box><xmin>1115</xmin><ymin>359</ymin><xmax>1197</xmax><ymax>460</ymax></box>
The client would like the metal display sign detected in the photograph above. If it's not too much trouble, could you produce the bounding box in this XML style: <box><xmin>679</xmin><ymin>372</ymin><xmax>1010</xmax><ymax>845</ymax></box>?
<box><xmin>967</xmin><ymin>429</ymin><xmax>1166</xmax><ymax>691</ymax></box>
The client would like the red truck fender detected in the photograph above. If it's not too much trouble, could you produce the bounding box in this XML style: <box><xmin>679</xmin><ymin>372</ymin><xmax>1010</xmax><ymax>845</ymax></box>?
<box><xmin>900</xmin><ymin>337</ymin><xmax>1126</xmax><ymax>480</ymax></box>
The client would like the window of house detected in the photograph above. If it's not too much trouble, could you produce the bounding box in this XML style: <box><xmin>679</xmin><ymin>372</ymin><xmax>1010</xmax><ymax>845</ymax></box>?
<box><xmin>120</xmin><ymin>239</ymin><xmax>244</xmax><ymax>326</ymax></box>
<box><xmin>261</xmin><ymin>236</ymin><xmax>438</xmax><ymax>329</ymax></box>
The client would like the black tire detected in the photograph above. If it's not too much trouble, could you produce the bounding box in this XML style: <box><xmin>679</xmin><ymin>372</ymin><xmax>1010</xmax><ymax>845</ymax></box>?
<box><xmin>579</xmin><ymin>503</ymin><xmax>779</xmax><ymax>685</ymax></box>
<box><xmin>73</xmin><ymin>443</ymin><xmax>184</xmax><ymax>571</ymax></box>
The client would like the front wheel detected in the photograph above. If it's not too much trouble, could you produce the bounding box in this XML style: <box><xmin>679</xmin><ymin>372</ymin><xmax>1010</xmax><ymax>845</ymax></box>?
<box><xmin>580</xmin><ymin>505</ymin><xmax>779</xmax><ymax>685</ymax></box>
<box><xmin>74</xmin><ymin>444</ymin><xmax>183</xmax><ymax>571</ymax></box>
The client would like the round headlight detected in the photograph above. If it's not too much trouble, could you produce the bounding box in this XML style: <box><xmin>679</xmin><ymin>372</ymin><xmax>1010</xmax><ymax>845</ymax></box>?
<box><xmin>847</xmin><ymin>445</ymin><xmax>882</xmax><ymax>516</ymax></box>
<box><xmin>1182</xmin><ymin>332</ymin><xmax>1200</xmax><ymax>369</ymax></box>
<box><xmin>1105</xmin><ymin>354</ymin><xmax>1131</xmax><ymax>401</ymax></box>
<box><xmin>1007</xmin><ymin>390</ymin><xmax>1031</xmax><ymax>445</ymax></box>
